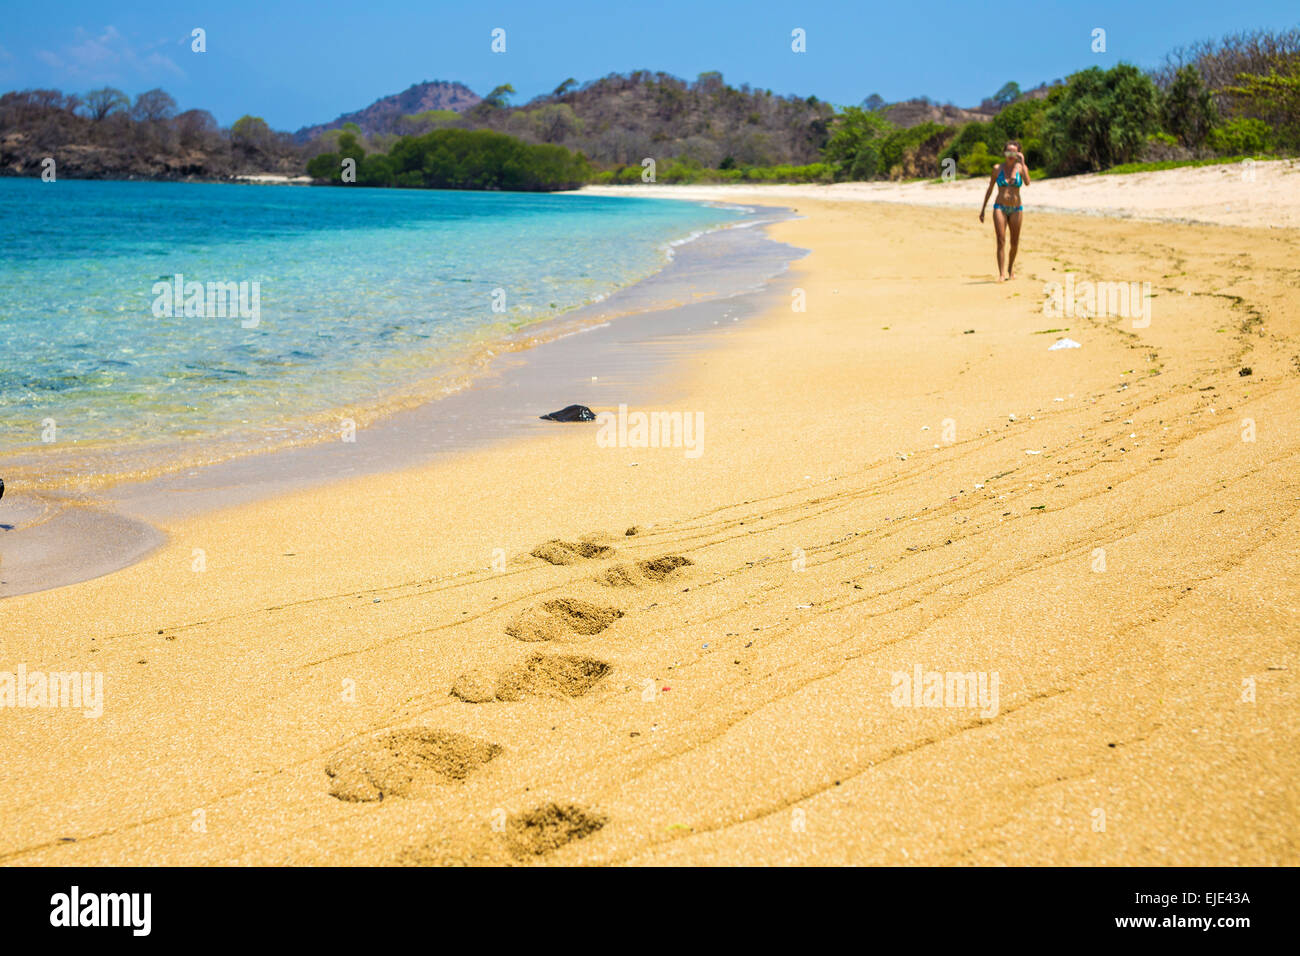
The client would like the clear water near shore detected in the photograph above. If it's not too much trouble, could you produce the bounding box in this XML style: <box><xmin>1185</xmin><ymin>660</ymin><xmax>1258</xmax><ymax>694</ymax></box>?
<box><xmin>0</xmin><ymin>179</ymin><xmax>751</xmax><ymax>485</ymax></box>
<box><xmin>0</xmin><ymin>184</ymin><xmax>804</xmax><ymax>598</ymax></box>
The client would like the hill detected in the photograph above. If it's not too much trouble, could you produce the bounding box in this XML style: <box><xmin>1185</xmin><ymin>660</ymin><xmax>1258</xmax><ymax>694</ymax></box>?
<box><xmin>294</xmin><ymin>80</ymin><xmax>481</xmax><ymax>142</ymax></box>
<box><xmin>0</xmin><ymin>89</ymin><xmax>301</xmax><ymax>180</ymax></box>
<box><xmin>880</xmin><ymin>99</ymin><xmax>995</xmax><ymax>129</ymax></box>
<box><xmin>327</xmin><ymin>71</ymin><xmax>837</xmax><ymax>169</ymax></box>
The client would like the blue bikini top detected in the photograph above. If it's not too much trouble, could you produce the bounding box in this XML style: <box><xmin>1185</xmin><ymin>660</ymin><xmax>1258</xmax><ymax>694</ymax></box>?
<box><xmin>997</xmin><ymin>167</ymin><xmax>1023</xmax><ymax>188</ymax></box>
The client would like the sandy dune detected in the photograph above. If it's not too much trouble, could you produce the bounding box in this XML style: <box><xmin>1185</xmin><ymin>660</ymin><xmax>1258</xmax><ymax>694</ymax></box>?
<box><xmin>2</xmin><ymin>196</ymin><xmax>1297</xmax><ymax>865</ymax></box>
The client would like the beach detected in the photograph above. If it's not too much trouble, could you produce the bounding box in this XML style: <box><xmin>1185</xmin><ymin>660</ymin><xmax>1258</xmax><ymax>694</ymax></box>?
<box><xmin>582</xmin><ymin>158</ymin><xmax>1300</xmax><ymax>228</ymax></box>
<box><xmin>2</xmin><ymin>183</ymin><xmax>1298</xmax><ymax>865</ymax></box>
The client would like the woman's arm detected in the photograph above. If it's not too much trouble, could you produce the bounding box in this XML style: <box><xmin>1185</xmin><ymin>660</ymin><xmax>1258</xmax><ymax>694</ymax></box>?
<box><xmin>1018</xmin><ymin>153</ymin><xmax>1031</xmax><ymax>186</ymax></box>
<box><xmin>980</xmin><ymin>169</ymin><xmax>997</xmax><ymax>221</ymax></box>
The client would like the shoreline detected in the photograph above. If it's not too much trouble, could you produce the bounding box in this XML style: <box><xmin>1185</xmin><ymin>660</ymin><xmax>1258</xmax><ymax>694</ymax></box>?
<box><xmin>2</xmin><ymin>193</ymin><xmax>1297</xmax><ymax>865</ymax></box>
<box><xmin>0</xmin><ymin>203</ymin><xmax>805</xmax><ymax>598</ymax></box>
<box><xmin>0</xmin><ymin>184</ymin><xmax>774</xmax><ymax>493</ymax></box>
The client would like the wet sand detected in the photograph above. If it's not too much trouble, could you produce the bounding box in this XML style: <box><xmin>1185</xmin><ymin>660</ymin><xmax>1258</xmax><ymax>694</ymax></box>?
<box><xmin>0</xmin><ymin>212</ymin><xmax>802</xmax><ymax>597</ymax></box>
<box><xmin>1</xmin><ymin>193</ymin><xmax>1297</xmax><ymax>865</ymax></box>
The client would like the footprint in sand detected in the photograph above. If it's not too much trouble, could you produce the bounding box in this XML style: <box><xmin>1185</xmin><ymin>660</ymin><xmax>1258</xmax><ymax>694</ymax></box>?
<box><xmin>505</xmin><ymin>597</ymin><xmax>623</xmax><ymax>642</ymax></box>
<box><xmin>325</xmin><ymin>729</ymin><xmax>502</xmax><ymax>802</ymax></box>
<box><xmin>530</xmin><ymin>538</ymin><xmax>614</xmax><ymax>565</ymax></box>
<box><xmin>504</xmin><ymin>802</ymin><xmax>608</xmax><ymax>858</ymax></box>
<box><xmin>451</xmin><ymin>653</ymin><xmax>612</xmax><ymax>703</ymax></box>
<box><xmin>598</xmin><ymin>554</ymin><xmax>694</xmax><ymax>587</ymax></box>
<box><xmin>400</xmin><ymin>802</ymin><xmax>608</xmax><ymax>865</ymax></box>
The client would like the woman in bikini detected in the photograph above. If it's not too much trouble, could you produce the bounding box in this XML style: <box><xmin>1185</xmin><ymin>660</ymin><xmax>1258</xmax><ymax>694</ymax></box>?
<box><xmin>979</xmin><ymin>141</ymin><xmax>1030</xmax><ymax>281</ymax></box>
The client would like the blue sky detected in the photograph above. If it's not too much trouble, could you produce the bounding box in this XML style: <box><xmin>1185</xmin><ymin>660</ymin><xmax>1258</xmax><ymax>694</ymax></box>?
<box><xmin>1</xmin><ymin>1</ymin><xmax>1295</xmax><ymax>131</ymax></box>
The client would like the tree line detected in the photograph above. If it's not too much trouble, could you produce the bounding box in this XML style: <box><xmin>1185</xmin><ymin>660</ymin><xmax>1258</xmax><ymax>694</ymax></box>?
<box><xmin>0</xmin><ymin>86</ymin><xmax>301</xmax><ymax>179</ymax></box>
<box><xmin>2</xmin><ymin>26</ymin><xmax>1295</xmax><ymax>189</ymax></box>
<box><xmin>823</xmin><ymin>27</ymin><xmax>1299</xmax><ymax>183</ymax></box>
<box><xmin>305</xmin><ymin>128</ymin><xmax>590</xmax><ymax>190</ymax></box>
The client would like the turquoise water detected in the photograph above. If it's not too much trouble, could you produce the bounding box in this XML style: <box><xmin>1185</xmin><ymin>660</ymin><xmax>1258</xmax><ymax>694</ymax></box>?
<box><xmin>0</xmin><ymin>179</ymin><xmax>744</xmax><ymax>458</ymax></box>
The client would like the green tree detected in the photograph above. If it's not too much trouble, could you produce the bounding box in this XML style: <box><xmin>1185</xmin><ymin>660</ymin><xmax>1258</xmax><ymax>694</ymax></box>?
<box><xmin>938</xmin><ymin>120</ymin><xmax>992</xmax><ymax>176</ymax></box>
<box><xmin>1043</xmin><ymin>64</ymin><xmax>1160</xmax><ymax>173</ymax></box>
<box><xmin>483</xmin><ymin>84</ymin><xmax>515</xmax><ymax>108</ymax></box>
<box><xmin>988</xmin><ymin>97</ymin><xmax>1049</xmax><ymax>166</ymax></box>
<box><xmin>306</xmin><ymin>152</ymin><xmax>340</xmax><ymax>180</ymax></box>
<box><xmin>231</xmin><ymin>115</ymin><xmax>274</xmax><ymax>152</ymax></box>
<box><xmin>993</xmin><ymin>81</ymin><xmax>1021</xmax><ymax>107</ymax></box>
<box><xmin>823</xmin><ymin>106</ymin><xmax>894</xmax><ymax>179</ymax></box>
<box><xmin>1222</xmin><ymin>64</ymin><xmax>1300</xmax><ymax>149</ymax></box>
<box><xmin>337</xmin><ymin>131</ymin><xmax>366</xmax><ymax>167</ymax></box>
<box><xmin>958</xmin><ymin>142</ymin><xmax>995</xmax><ymax>177</ymax></box>
<box><xmin>1161</xmin><ymin>66</ymin><xmax>1217</xmax><ymax>147</ymax></box>
<box><xmin>358</xmin><ymin>153</ymin><xmax>395</xmax><ymax>187</ymax></box>
<box><xmin>338</xmin><ymin>128</ymin><xmax>590</xmax><ymax>191</ymax></box>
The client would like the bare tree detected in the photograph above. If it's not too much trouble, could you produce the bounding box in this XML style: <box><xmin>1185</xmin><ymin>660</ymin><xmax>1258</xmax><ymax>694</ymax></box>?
<box><xmin>1156</xmin><ymin>28</ymin><xmax>1300</xmax><ymax>90</ymax></box>
<box><xmin>131</xmin><ymin>88</ymin><xmax>178</xmax><ymax>123</ymax></box>
<box><xmin>84</xmin><ymin>87</ymin><xmax>129</xmax><ymax>121</ymax></box>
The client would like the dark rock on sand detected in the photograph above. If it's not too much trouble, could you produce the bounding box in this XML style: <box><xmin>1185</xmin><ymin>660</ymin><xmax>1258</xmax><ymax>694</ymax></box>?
<box><xmin>539</xmin><ymin>404</ymin><xmax>596</xmax><ymax>422</ymax></box>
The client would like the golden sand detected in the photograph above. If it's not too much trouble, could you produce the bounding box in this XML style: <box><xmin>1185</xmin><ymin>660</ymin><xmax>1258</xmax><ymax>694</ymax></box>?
<box><xmin>2</xmin><ymin>196</ymin><xmax>1297</xmax><ymax>865</ymax></box>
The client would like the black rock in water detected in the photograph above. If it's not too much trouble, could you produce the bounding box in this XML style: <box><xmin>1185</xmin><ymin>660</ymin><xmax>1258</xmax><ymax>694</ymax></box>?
<box><xmin>539</xmin><ymin>404</ymin><xmax>596</xmax><ymax>422</ymax></box>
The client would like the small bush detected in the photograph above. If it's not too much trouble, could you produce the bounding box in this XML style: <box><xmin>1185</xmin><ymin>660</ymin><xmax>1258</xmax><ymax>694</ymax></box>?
<box><xmin>1207</xmin><ymin>117</ymin><xmax>1274</xmax><ymax>154</ymax></box>
<box><xmin>958</xmin><ymin>142</ymin><xmax>995</xmax><ymax>178</ymax></box>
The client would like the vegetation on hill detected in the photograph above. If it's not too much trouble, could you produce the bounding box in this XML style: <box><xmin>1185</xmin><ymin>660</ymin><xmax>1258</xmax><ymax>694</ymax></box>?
<box><xmin>923</xmin><ymin>27</ymin><xmax>1299</xmax><ymax>179</ymax></box>
<box><xmin>476</xmin><ymin>71</ymin><xmax>833</xmax><ymax>168</ymax></box>
<box><xmin>305</xmin><ymin>128</ymin><xmax>590</xmax><ymax>191</ymax></box>
<box><xmin>0</xmin><ymin>87</ymin><xmax>300</xmax><ymax>179</ymax></box>
<box><xmin>2</xmin><ymin>27</ymin><xmax>1294</xmax><ymax>189</ymax></box>
<box><xmin>297</xmin><ymin>70</ymin><xmax>837</xmax><ymax>190</ymax></box>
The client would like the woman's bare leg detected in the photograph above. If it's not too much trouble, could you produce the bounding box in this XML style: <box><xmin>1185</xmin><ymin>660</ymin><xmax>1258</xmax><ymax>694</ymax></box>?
<box><xmin>1007</xmin><ymin>212</ymin><xmax>1022</xmax><ymax>278</ymax></box>
<box><xmin>993</xmin><ymin>210</ymin><xmax>1008</xmax><ymax>281</ymax></box>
